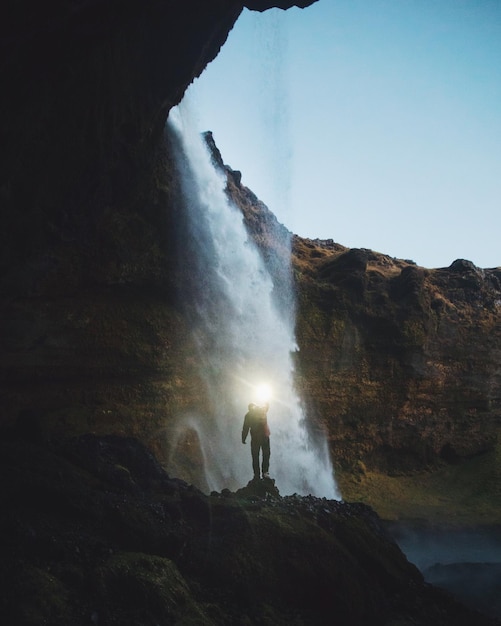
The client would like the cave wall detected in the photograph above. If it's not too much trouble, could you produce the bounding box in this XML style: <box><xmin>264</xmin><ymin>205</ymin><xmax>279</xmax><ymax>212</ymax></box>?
<box><xmin>1</xmin><ymin>0</ymin><xmax>256</xmax><ymax>460</ymax></box>
<box><xmin>0</xmin><ymin>0</ymin><xmax>320</xmax><ymax>470</ymax></box>
<box><xmin>1</xmin><ymin>0</ymin><xmax>246</xmax><ymax>294</ymax></box>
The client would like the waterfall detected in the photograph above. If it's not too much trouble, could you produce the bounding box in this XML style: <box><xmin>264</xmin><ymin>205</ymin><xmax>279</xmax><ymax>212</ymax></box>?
<box><xmin>167</xmin><ymin>100</ymin><xmax>339</xmax><ymax>499</ymax></box>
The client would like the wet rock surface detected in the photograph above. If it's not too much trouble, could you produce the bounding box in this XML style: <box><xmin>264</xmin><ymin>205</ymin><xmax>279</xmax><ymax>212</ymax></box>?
<box><xmin>1</xmin><ymin>433</ymin><xmax>499</xmax><ymax>625</ymax></box>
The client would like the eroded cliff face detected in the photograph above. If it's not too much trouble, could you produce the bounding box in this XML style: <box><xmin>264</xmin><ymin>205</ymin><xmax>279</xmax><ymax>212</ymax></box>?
<box><xmin>293</xmin><ymin>244</ymin><xmax>501</xmax><ymax>474</ymax></box>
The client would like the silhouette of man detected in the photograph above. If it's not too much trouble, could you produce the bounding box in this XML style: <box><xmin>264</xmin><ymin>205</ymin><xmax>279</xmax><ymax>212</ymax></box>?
<box><xmin>242</xmin><ymin>402</ymin><xmax>271</xmax><ymax>480</ymax></box>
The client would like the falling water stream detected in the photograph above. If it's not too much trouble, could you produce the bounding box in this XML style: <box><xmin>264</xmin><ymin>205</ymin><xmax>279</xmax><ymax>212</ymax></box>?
<box><xmin>167</xmin><ymin>101</ymin><xmax>339</xmax><ymax>498</ymax></box>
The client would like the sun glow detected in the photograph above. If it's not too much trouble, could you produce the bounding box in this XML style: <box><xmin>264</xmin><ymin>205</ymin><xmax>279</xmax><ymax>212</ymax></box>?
<box><xmin>254</xmin><ymin>383</ymin><xmax>272</xmax><ymax>404</ymax></box>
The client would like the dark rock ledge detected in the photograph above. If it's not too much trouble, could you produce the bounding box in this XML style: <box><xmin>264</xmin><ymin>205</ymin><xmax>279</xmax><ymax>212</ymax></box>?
<box><xmin>1</xmin><ymin>433</ymin><xmax>498</xmax><ymax>626</ymax></box>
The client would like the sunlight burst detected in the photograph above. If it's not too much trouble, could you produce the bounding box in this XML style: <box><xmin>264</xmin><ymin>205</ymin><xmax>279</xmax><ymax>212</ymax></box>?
<box><xmin>254</xmin><ymin>383</ymin><xmax>272</xmax><ymax>404</ymax></box>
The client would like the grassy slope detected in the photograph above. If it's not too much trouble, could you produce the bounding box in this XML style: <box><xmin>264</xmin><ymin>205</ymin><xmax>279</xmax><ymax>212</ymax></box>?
<box><xmin>338</xmin><ymin>429</ymin><xmax>501</xmax><ymax>526</ymax></box>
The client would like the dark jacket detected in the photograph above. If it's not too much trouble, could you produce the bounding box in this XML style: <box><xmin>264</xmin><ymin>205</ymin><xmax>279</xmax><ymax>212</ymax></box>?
<box><xmin>242</xmin><ymin>405</ymin><xmax>270</xmax><ymax>443</ymax></box>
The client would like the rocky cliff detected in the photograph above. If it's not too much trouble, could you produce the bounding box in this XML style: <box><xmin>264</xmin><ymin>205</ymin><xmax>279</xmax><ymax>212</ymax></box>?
<box><xmin>292</xmin><ymin>241</ymin><xmax>501</xmax><ymax>522</ymax></box>
<box><xmin>293</xmin><ymin>242</ymin><xmax>501</xmax><ymax>471</ymax></box>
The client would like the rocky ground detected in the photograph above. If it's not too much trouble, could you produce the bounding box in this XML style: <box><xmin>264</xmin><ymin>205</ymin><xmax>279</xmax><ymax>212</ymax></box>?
<box><xmin>1</xmin><ymin>431</ymin><xmax>499</xmax><ymax>626</ymax></box>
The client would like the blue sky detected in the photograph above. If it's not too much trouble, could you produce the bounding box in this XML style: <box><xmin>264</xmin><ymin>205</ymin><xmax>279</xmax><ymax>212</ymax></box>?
<box><xmin>186</xmin><ymin>0</ymin><xmax>501</xmax><ymax>269</ymax></box>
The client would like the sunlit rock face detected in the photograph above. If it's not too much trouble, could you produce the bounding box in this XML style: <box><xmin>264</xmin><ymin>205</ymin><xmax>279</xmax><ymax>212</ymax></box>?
<box><xmin>292</xmin><ymin>241</ymin><xmax>501</xmax><ymax>474</ymax></box>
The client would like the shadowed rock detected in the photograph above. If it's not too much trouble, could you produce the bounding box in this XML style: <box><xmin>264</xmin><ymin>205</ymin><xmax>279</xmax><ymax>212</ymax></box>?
<box><xmin>1</xmin><ymin>433</ymin><xmax>498</xmax><ymax>625</ymax></box>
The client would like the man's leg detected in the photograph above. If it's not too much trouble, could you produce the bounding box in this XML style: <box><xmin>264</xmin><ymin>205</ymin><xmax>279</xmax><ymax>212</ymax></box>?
<box><xmin>262</xmin><ymin>437</ymin><xmax>270</xmax><ymax>475</ymax></box>
<box><xmin>250</xmin><ymin>439</ymin><xmax>260</xmax><ymax>479</ymax></box>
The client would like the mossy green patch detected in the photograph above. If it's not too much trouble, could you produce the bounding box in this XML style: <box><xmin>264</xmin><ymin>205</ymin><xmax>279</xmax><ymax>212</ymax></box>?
<box><xmin>4</xmin><ymin>562</ymin><xmax>73</xmax><ymax>626</ymax></box>
<box><xmin>98</xmin><ymin>551</ymin><xmax>213</xmax><ymax>625</ymax></box>
<box><xmin>338</xmin><ymin>430</ymin><xmax>501</xmax><ymax>525</ymax></box>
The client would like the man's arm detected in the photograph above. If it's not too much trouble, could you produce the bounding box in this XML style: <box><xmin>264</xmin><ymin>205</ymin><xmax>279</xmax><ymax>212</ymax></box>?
<box><xmin>242</xmin><ymin>413</ymin><xmax>250</xmax><ymax>443</ymax></box>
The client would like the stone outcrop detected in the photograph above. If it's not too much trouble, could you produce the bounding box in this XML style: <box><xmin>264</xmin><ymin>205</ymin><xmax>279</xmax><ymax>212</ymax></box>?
<box><xmin>1</xmin><ymin>0</ymin><xmax>242</xmax><ymax>295</ymax></box>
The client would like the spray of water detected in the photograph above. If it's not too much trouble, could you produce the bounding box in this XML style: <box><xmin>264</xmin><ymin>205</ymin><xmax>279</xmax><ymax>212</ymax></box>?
<box><xmin>167</xmin><ymin>100</ymin><xmax>339</xmax><ymax>499</ymax></box>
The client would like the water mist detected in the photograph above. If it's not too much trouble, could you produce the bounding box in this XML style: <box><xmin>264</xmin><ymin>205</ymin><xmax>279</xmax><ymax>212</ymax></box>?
<box><xmin>167</xmin><ymin>101</ymin><xmax>339</xmax><ymax>499</ymax></box>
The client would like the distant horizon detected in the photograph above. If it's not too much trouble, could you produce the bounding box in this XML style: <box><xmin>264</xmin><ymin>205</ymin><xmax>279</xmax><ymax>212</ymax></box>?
<box><xmin>185</xmin><ymin>0</ymin><xmax>501</xmax><ymax>270</ymax></box>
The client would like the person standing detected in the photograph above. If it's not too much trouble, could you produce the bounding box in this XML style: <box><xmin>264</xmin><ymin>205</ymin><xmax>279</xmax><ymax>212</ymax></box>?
<box><xmin>242</xmin><ymin>402</ymin><xmax>271</xmax><ymax>480</ymax></box>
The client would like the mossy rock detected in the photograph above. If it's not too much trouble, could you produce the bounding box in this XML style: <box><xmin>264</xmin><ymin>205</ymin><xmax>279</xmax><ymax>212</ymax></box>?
<box><xmin>97</xmin><ymin>551</ymin><xmax>214</xmax><ymax>625</ymax></box>
<box><xmin>1</xmin><ymin>562</ymin><xmax>73</xmax><ymax>626</ymax></box>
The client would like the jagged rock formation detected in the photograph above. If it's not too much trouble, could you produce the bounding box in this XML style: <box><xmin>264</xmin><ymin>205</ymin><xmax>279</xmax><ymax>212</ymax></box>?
<box><xmin>1</xmin><ymin>433</ymin><xmax>498</xmax><ymax>626</ymax></box>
